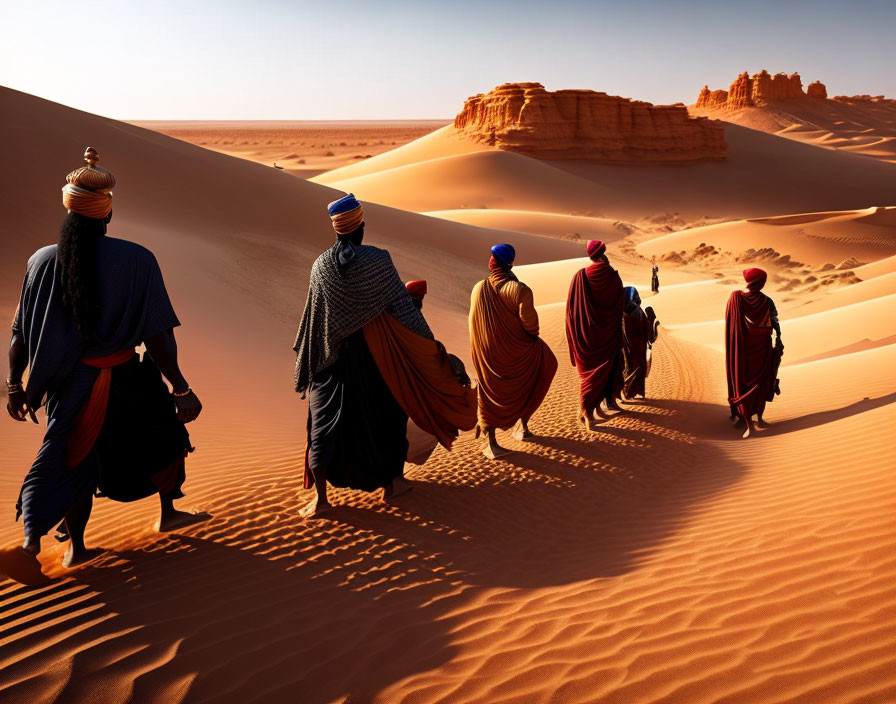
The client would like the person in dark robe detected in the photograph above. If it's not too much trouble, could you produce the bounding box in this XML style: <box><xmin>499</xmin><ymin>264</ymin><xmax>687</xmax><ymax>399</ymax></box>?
<box><xmin>294</xmin><ymin>195</ymin><xmax>476</xmax><ymax>517</ymax></box>
<box><xmin>651</xmin><ymin>257</ymin><xmax>660</xmax><ymax>293</ymax></box>
<box><xmin>468</xmin><ymin>244</ymin><xmax>557</xmax><ymax>459</ymax></box>
<box><xmin>725</xmin><ymin>267</ymin><xmax>783</xmax><ymax>438</ymax></box>
<box><xmin>621</xmin><ymin>286</ymin><xmax>660</xmax><ymax>400</ymax></box>
<box><xmin>1</xmin><ymin>147</ymin><xmax>206</xmax><ymax>586</ymax></box>
<box><xmin>565</xmin><ymin>240</ymin><xmax>625</xmax><ymax>428</ymax></box>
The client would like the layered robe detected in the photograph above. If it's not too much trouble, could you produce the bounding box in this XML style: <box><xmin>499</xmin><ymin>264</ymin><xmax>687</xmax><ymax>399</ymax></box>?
<box><xmin>565</xmin><ymin>261</ymin><xmax>624</xmax><ymax>412</ymax></box>
<box><xmin>295</xmin><ymin>243</ymin><xmax>476</xmax><ymax>491</ymax></box>
<box><xmin>12</xmin><ymin>237</ymin><xmax>190</xmax><ymax>541</ymax></box>
<box><xmin>622</xmin><ymin>302</ymin><xmax>658</xmax><ymax>399</ymax></box>
<box><xmin>725</xmin><ymin>289</ymin><xmax>780</xmax><ymax>421</ymax></box>
<box><xmin>469</xmin><ymin>270</ymin><xmax>557</xmax><ymax>431</ymax></box>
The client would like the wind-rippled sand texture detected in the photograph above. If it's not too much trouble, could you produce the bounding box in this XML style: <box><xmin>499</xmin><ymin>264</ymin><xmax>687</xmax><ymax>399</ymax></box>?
<box><xmin>1</xmin><ymin>84</ymin><xmax>895</xmax><ymax>703</ymax></box>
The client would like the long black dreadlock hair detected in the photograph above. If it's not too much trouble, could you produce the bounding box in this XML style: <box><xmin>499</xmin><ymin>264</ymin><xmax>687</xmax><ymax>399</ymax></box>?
<box><xmin>57</xmin><ymin>211</ymin><xmax>108</xmax><ymax>340</ymax></box>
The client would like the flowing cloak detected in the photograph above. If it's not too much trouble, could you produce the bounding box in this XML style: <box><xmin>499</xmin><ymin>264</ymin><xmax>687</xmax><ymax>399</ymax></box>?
<box><xmin>725</xmin><ymin>289</ymin><xmax>777</xmax><ymax>420</ymax></box>
<box><xmin>296</xmin><ymin>244</ymin><xmax>477</xmax><ymax>490</ymax></box>
<box><xmin>565</xmin><ymin>262</ymin><xmax>624</xmax><ymax>411</ymax></box>
<box><xmin>622</xmin><ymin>305</ymin><xmax>651</xmax><ymax>399</ymax></box>
<box><xmin>11</xmin><ymin>237</ymin><xmax>188</xmax><ymax>540</ymax></box>
<box><xmin>469</xmin><ymin>272</ymin><xmax>557</xmax><ymax>431</ymax></box>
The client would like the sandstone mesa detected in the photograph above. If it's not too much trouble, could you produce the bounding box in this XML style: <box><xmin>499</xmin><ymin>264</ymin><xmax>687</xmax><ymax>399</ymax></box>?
<box><xmin>454</xmin><ymin>82</ymin><xmax>726</xmax><ymax>163</ymax></box>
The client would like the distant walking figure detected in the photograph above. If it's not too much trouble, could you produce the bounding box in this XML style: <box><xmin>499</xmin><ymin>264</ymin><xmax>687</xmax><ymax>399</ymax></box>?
<box><xmin>1</xmin><ymin>148</ymin><xmax>206</xmax><ymax>586</ymax></box>
<box><xmin>725</xmin><ymin>267</ymin><xmax>783</xmax><ymax>438</ymax></box>
<box><xmin>651</xmin><ymin>258</ymin><xmax>660</xmax><ymax>293</ymax></box>
<box><xmin>294</xmin><ymin>195</ymin><xmax>476</xmax><ymax>516</ymax></box>
<box><xmin>621</xmin><ymin>286</ymin><xmax>660</xmax><ymax>400</ymax></box>
<box><xmin>565</xmin><ymin>240</ymin><xmax>625</xmax><ymax>429</ymax></box>
<box><xmin>469</xmin><ymin>244</ymin><xmax>557</xmax><ymax>458</ymax></box>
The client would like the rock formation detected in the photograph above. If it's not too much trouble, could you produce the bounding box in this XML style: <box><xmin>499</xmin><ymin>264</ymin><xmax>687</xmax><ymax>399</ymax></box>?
<box><xmin>695</xmin><ymin>71</ymin><xmax>826</xmax><ymax>110</ymax></box>
<box><xmin>807</xmin><ymin>81</ymin><xmax>827</xmax><ymax>99</ymax></box>
<box><xmin>454</xmin><ymin>83</ymin><xmax>726</xmax><ymax>163</ymax></box>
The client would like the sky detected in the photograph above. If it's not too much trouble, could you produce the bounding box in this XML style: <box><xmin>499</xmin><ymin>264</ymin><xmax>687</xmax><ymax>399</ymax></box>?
<box><xmin>1</xmin><ymin>0</ymin><xmax>893</xmax><ymax>120</ymax></box>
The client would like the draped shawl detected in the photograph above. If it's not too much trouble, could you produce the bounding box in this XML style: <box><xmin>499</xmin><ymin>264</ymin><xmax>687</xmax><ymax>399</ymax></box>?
<box><xmin>293</xmin><ymin>244</ymin><xmax>430</xmax><ymax>395</ymax></box>
<box><xmin>565</xmin><ymin>262</ymin><xmax>624</xmax><ymax>411</ymax></box>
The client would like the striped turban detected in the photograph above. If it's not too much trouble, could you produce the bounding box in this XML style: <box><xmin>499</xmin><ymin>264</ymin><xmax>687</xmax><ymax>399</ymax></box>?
<box><xmin>62</xmin><ymin>147</ymin><xmax>115</xmax><ymax>219</ymax></box>
<box><xmin>586</xmin><ymin>239</ymin><xmax>606</xmax><ymax>260</ymax></box>
<box><xmin>327</xmin><ymin>193</ymin><xmax>364</xmax><ymax>235</ymax></box>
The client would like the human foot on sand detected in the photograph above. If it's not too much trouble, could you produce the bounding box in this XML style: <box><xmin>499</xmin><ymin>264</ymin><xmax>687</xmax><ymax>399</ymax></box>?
<box><xmin>605</xmin><ymin>399</ymin><xmax>624</xmax><ymax>413</ymax></box>
<box><xmin>156</xmin><ymin>510</ymin><xmax>212</xmax><ymax>533</ymax></box>
<box><xmin>62</xmin><ymin>546</ymin><xmax>105</xmax><ymax>569</ymax></box>
<box><xmin>299</xmin><ymin>497</ymin><xmax>333</xmax><ymax>519</ymax></box>
<box><xmin>0</xmin><ymin>547</ymin><xmax>49</xmax><ymax>586</ymax></box>
<box><xmin>513</xmin><ymin>420</ymin><xmax>534</xmax><ymax>441</ymax></box>
<box><xmin>383</xmin><ymin>476</ymin><xmax>413</xmax><ymax>501</ymax></box>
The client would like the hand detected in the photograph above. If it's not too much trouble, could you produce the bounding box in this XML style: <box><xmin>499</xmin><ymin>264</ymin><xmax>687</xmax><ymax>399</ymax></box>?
<box><xmin>447</xmin><ymin>354</ymin><xmax>471</xmax><ymax>387</ymax></box>
<box><xmin>174</xmin><ymin>389</ymin><xmax>203</xmax><ymax>423</ymax></box>
<box><xmin>6</xmin><ymin>390</ymin><xmax>38</xmax><ymax>424</ymax></box>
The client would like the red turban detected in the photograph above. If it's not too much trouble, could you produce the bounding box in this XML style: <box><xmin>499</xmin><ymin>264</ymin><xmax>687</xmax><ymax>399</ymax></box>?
<box><xmin>743</xmin><ymin>267</ymin><xmax>767</xmax><ymax>291</ymax></box>
<box><xmin>586</xmin><ymin>240</ymin><xmax>606</xmax><ymax>260</ymax></box>
<box><xmin>406</xmin><ymin>280</ymin><xmax>427</xmax><ymax>301</ymax></box>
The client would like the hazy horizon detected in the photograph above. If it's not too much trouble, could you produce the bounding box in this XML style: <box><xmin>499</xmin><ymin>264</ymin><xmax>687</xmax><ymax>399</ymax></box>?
<box><xmin>2</xmin><ymin>0</ymin><xmax>894</xmax><ymax>120</ymax></box>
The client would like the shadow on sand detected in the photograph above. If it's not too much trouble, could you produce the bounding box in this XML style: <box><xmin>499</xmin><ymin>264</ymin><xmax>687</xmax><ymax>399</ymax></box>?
<box><xmin>0</xmin><ymin>393</ymin><xmax>757</xmax><ymax>703</ymax></box>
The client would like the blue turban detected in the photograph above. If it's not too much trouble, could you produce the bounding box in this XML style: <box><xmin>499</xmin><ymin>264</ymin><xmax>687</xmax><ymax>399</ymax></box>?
<box><xmin>624</xmin><ymin>286</ymin><xmax>641</xmax><ymax>306</ymax></box>
<box><xmin>328</xmin><ymin>193</ymin><xmax>361</xmax><ymax>216</ymax></box>
<box><xmin>490</xmin><ymin>243</ymin><xmax>515</xmax><ymax>267</ymax></box>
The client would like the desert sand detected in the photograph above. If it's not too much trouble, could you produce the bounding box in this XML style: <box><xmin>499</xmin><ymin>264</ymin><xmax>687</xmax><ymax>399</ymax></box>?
<box><xmin>1</xmin><ymin>81</ymin><xmax>895</xmax><ymax>704</ymax></box>
<box><xmin>132</xmin><ymin>120</ymin><xmax>449</xmax><ymax>178</ymax></box>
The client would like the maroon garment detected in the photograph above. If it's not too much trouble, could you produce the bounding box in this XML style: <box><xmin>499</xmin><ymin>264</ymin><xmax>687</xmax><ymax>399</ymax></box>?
<box><xmin>622</xmin><ymin>308</ymin><xmax>650</xmax><ymax>399</ymax></box>
<box><xmin>725</xmin><ymin>289</ymin><xmax>775</xmax><ymax>421</ymax></box>
<box><xmin>565</xmin><ymin>261</ymin><xmax>624</xmax><ymax>412</ymax></box>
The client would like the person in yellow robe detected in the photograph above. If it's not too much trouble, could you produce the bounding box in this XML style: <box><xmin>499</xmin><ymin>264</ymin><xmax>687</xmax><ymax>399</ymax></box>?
<box><xmin>469</xmin><ymin>244</ymin><xmax>557</xmax><ymax>458</ymax></box>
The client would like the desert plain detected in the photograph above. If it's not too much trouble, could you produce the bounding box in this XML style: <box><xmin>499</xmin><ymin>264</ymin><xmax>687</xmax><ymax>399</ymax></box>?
<box><xmin>0</xmin><ymin>72</ymin><xmax>894</xmax><ymax>703</ymax></box>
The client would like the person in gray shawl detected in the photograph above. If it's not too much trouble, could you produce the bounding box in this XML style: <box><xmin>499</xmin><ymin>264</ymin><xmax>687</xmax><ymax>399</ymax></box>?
<box><xmin>294</xmin><ymin>194</ymin><xmax>476</xmax><ymax>518</ymax></box>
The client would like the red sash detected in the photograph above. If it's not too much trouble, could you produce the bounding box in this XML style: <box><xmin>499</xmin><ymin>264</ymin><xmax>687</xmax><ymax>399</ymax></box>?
<box><xmin>66</xmin><ymin>349</ymin><xmax>137</xmax><ymax>468</ymax></box>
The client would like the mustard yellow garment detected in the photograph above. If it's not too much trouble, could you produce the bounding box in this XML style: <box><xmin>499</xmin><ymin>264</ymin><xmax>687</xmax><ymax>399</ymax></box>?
<box><xmin>469</xmin><ymin>272</ymin><xmax>557</xmax><ymax>431</ymax></box>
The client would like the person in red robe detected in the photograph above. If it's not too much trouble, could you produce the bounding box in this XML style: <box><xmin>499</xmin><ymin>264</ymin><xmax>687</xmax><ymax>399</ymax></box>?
<box><xmin>725</xmin><ymin>267</ymin><xmax>783</xmax><ymax>438</ymax></box>
<box><xmin>565</xmin><ymin>240</ymin><xmax>625</xmax><ymax>429</ymax></box>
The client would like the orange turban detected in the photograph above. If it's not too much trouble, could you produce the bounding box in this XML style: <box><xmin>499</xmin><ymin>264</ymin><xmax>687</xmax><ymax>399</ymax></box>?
<box><xmin>61</xmin><ymin>147</ymin><xmax>115</xmax><ymax>219</ymax></box>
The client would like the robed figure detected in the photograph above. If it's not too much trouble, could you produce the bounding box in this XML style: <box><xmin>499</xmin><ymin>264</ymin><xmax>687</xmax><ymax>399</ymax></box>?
<box><xmin>725</xmin><ymin>267</ymin><xmax>783</xmax><ymax>438</ymax></box>
<box><xmin>1</xmin><ymin>148</ymin><xmax>206</xmax><ymax>586</ymax></box>
<box><xmin>294</xmin><ymin>195</ymin><xmax>476</xmax><ymax>517</ymax></box>
<box><xmin>565</xmin><ymin>240</ymin><xmax>625</xmax><ymax>428</ymax></box>
<box><xmin>469</xmin><ymin>244</ymin><xmax>557</xmax><ymax>459</ymax></box>
<box><xmin>621</xmin><ymin>287</ymin><xmax>660</xmax><ymax>400</ymax></box>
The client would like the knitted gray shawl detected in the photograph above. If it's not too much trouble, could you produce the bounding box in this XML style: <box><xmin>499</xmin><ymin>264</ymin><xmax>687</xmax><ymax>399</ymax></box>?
<box><xmin>293</xmin><ymin>244</ymin><xmax>432</xmax><ymax>395</ymax></box>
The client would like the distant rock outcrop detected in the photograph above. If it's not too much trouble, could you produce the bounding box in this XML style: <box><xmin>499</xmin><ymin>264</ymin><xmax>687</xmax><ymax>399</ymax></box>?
<box><xmin>695</xmin><ymin>70</ymin><xmax>825</xmax><ymax>110</ymax></box>
<box><xmin>806</xmin><ymin>81</ymin><xmax>828</xmax><ymax>99</ymax></box>
<box><xmin>455</xmin><ymin>82</ymin><xmax>726</xmax><ymax>163</ymax></box>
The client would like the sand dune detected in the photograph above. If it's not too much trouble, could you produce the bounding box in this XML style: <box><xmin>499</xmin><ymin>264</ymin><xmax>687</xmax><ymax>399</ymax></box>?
<box><xmin>1</xmin><ymin>83</ymin><xmax>895</xmax><ymax>704</ymax></box>
<box><xmin>423</xmin><ymin>209</ymin><xmax>630</xmax><ymax>242</ymax></box>
<box><xmin>317</xmin><ymin>123</ymin><xmax>896</xmax><ymax>223</ymax></box>
<box><xmin>692</xmin><ymin>95</ymin><xmax>896</xmax><ymax>165</ymax></box>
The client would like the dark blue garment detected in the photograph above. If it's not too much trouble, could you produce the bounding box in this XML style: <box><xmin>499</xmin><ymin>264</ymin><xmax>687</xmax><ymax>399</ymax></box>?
<box><xmin>12</xmin><ymin>236</ymin><xmax>180</xmax><ymax>540</ymax></box>
<box><xmin>490</xmin><ymin>243</ymin><xmax>515</xmax><ymax>267</ymax></box>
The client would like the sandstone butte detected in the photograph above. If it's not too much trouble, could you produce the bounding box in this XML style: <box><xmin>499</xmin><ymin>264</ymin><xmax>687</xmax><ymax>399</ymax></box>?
<box><xmin>453</xmin><ymin>82</ymin><xmax>727</xmax><ymax>163</ymax></box>
<box><xmin>696</xmin><ymin>70</ymin><xmax>829</xmax><ymax>110</ymax></box>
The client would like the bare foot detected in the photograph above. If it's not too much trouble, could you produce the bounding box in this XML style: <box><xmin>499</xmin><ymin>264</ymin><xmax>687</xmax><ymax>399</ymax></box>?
<box><xmin>0</xmin><ymin>547</ymin><xmax>49</xmax><ymax>586</ymax></box>
<box><xmin>155</xmin><ymin>510</ymin><xmax>212</xmax><ymax>533</ymax></box>
<box><xmin>593</xmin><ymin>405</ymin><xmax>610</xmax><ymax>420</ymax></box>
<box><xmin>579</xmin><ymin>412</ymin><xmax>595</xmax><ymax>430</ymax></box>
<box><xmin>299</xmin><ymin>497</ymin><xmax>333</xmax><ymax>519</ymax></box>
<box><xmin>383</xmin><ymin>476</ymin><xmax>413</xmax><ymax>501</ymax></box>
<box><xmin>513</xmin><ymin>421</ymin><xmax>534</xmax><ymax>442</ymax></box>
<box><xmin>482</xmin><ymin>442</ymin><xmax>512</xmax><ymax>460</ymax></box>
<box><xmin>62</xmin><ymin>547</ymin><xmax>105</xmax><ymax>569</ymax></box>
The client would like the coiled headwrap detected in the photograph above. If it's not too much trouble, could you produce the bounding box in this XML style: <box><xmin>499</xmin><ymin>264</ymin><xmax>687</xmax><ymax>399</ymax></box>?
<box><xmin>61</xmin><ymin>147</ymin><xmax>115</xmax><ymax>219</ymax></box>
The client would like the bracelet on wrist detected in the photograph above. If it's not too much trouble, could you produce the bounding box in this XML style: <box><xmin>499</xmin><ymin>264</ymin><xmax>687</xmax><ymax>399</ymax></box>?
<box><xmin>6</xmin><ymin>379</ymin><xmax>24</xmax><ymax>393</ymax></box>
<box><xmin>172</xmin><ymin>386</ymin><xmax>192</xmax><ymax>398</ymax></box>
